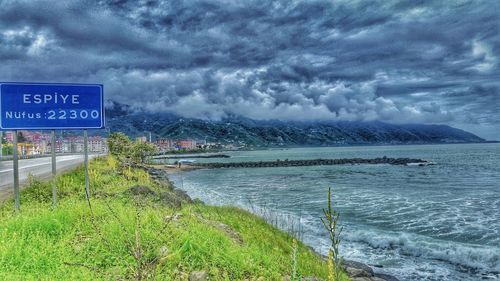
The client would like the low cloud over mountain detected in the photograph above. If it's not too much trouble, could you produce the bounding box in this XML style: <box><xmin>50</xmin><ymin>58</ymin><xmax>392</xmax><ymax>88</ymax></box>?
<box><xmin>1</xmin><ymin>0</ymin><xmax>499</xmax><ymax>139</ymax></box>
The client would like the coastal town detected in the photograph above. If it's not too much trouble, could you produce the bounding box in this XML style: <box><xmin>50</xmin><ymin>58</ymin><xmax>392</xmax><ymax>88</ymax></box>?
<box><xmin>0</xmin><ymin>130</ymin><xmax>234</xmax><ymax>157</ymax></box>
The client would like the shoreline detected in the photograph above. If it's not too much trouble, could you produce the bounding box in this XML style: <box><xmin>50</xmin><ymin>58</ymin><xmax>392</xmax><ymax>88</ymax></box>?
<box><xmin>143</xmin><ymin>164</ymin><xmax>400</xmax><ymax>281</ymax></box>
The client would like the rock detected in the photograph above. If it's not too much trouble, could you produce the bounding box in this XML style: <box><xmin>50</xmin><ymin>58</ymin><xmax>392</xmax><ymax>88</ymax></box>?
<box><xmin>346</xmin><ymin>267</ymin><xmax>373</xmax><ymax>278</ymax></box>
<box><xmin>159</xmin><ymin>192</ymin><xmax>184</xmax><ymax>208</ymax></box>
<box><xmin>374</xmin><ymin>273</ymin><xmax>400</xmax><ymax>281</ymax></box>
<box><xmin>302</xmin><ymin>276</ymin><xmax>324</xmax><ymax>281</ymax></box>
<box><xmin>343</xmin><ymin>260</ymin><xmax>374</xmax><ymax>277</ymax></box>
<box><xmin>352</xmin><ymin>278</ymin><xmax>388</xmax><ymax>281</ymax></box>
<box><xmin>193</xmin><ymin>198</ymin><xmax>205</xmax><ymax>205</ymax></box>
<box><xmin>156</xmin><ymin>245</ymin><xmax>169</xmax><ymax>265</ymax></box>
<box><xmin>283</xmin><ymin>276</ymin><xmax>323</xmax><ymax>281</ymax></box>
<box><xmin>189</xmin><ymin>271</ymin><xmax>208</xmax><ymax>281</ymax></box>
<box><xmin>173</xmin><ymin>188</ymin><xmax>193</xmax><ymax>203</ymax></box>
<box><xmin>196</xmin><ymin>216</ymin><xmax>244</xmax><ymax>245</ymax></box>
<box><xmin>200</xmin><ymin>157</ymin><xmax>427</xmax><ymax>169</ymax></box>
<box><xmin>351</xmin><ymin>278</ymin><xmax>386</xmax><ymax>281</ymax></box>
<box><xmin>127</xmin><ymin>185</ymin><xmax>155</xmax><ymax>196</ymax></box>
<box><xmin>158</xmin><ymin>246</ymin><xmax>169</xmax><ymax>258</ymax></box>
<box><xmin>343</xmin><ymin>260</ymin><xmax>399</xmax><ymax>281</ymax></box>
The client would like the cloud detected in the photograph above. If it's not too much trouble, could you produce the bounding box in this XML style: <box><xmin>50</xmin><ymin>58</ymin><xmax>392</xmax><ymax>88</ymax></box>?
<box><xmin>470</xmin><ymin>40</ymin><xmax>497</xmax><ymax>72</ymax></box>
<box><xmin>0</xmin><ymin>0</ymin><xmax>499</xmax><ymax>139</ymax></box>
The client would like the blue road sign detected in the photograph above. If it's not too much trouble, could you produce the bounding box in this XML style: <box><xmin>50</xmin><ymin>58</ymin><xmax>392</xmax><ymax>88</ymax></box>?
<box><xmin>0</xmin><ymin>82</ymin><xmax>104</xmax><ymax>130</ymax></box>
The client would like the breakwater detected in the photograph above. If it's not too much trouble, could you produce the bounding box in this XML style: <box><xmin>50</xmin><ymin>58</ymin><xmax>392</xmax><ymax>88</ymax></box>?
<box><xmin>153</xmin><ymin>154</ymin><xmax>230</xmax><ymax>159</ymax></box>
<box><xmin>190</xmin><ymin>157</ymin><xmax>428</xmax><ymax>168</ymax></box>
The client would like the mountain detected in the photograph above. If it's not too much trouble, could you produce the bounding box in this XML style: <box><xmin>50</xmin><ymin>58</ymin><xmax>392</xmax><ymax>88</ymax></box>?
<box><xmin>104</xmin><ymin>102</ymin><xmax>485</xmax><ymax>146</ymax></box>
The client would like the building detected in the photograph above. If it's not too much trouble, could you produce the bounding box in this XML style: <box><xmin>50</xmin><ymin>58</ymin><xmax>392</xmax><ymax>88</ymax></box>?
<box><xmin>61</xmin><ymin>136</ymin><xmax>83</xmax><ymax>153</ymax></box>
<box><xmin>177</xmin><ymin>139</ymin><xmax>196</xmax><ymax>150</ymax></box>
<box><xmin>154</xmin><ymin>139</ymin><xmax>175</xmax><ymax>152</ymax></box>
<box><xmin>88</xmin><ymin>136</ymin><xmax>108</xmax><ymax>153</ymax></box>
<box><xmin>3</xmin><ymin>131</ymin><xmax>108</xmax><ymax>155</ymax></box>
<box><xmin>4</xmin><ymin>132</ymin><xmax>13</xmax><ymax>143</ymax></box>
<box><xmin>17</xmin><ymin>143</ymin><xmax>36</xmax><ymax>155</ymax></box>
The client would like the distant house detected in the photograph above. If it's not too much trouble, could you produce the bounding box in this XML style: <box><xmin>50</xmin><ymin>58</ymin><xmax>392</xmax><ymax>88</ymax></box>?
<box><xmin>17</xmin><ymin>143</ymin><xmax>35</xmax><ymax>155</ymax></box>
<box><xmin>4</xmin><ymin>132</ymin><xmax>13</xmax><ymax>143</ymax></box>
<box><xmin>177</xmin><ymin>139</ymin><xmax>196</xmax><ymax>150</ymax></box>
<box><xmin>3</xmin><ymin>131</ymin><xmax>107</xmax><ymax>155</ymax></box>
<box><xmin>88</xmin><ymin>136</ymin><xmax>108</xmax><ymax>153</ymax></box>
<box><xmin>155</xmin><ymin>139</ymin><xmax>175</xmax><ymax>152</ymax></box>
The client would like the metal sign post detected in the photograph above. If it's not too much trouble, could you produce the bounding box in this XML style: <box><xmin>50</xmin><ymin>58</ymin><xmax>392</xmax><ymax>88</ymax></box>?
<box><xmin>13</xmin><ymin>130</ymin><xmax>20</xmax><ymax>211</ymax></box>
<box><xmin>84</xmin><ymin>129</ymin><xmax>90</xmax><ymax>206</ymax></box>
<box><xmin>51</xmin><ymin>130</ymin><xmax>57</xmax><ymax>209</ymax></box>
<box><xmin>0</xmin><ymin>130</ymin><xmax>3</xmax><ymax>161</ymax></box>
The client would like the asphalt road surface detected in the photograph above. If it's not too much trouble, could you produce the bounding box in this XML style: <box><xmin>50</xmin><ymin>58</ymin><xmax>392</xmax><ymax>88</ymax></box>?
<box><xmin>0</xmin><ymin>155</ymin><xmax>96</xmax><ymax>203</ymax></box>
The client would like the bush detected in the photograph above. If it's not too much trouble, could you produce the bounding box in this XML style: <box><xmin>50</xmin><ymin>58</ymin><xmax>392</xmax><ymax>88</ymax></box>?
<box><xmin>107</xmin><ymin>132</ymin><xmax>157</xmax><ymax>164</ymax></box>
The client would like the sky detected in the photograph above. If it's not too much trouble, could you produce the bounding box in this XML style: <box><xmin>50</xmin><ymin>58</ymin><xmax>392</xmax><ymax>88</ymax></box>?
<box><xmin>0</xmin><ymin>0</ymin><xmax>499</xmax><ymax>140</ymax></box>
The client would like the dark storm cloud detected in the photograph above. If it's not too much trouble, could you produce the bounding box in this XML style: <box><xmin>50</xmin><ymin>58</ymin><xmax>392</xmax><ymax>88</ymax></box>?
<box><xmin>0</xmin><ymin>0</ymin><xmax>499</xmax><ymax>139</ymax></box>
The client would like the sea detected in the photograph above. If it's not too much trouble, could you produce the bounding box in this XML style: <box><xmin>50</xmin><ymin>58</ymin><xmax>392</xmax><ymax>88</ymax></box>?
<box><xmin>166</xmin><ymin>143</ymin><xmax>500</xmax><ymax>281</ymax></box>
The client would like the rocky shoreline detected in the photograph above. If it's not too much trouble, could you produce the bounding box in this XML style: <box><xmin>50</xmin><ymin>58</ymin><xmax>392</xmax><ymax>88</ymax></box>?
<box><xmin>142</xmin><ymin>165</ymin><xmax>400</xmax><ymax>281</ymax></box>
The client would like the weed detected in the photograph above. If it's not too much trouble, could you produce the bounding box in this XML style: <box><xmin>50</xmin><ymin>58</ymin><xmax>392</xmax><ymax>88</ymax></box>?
<box><xmin>321</xmin><ymin>187</ymin><xmax>344</xmax><ymax>281</ymax></box>
<box><xmin>290</xmin><ymin>238</ymin><xmax>301</xmax><ymax>281</ymax></box>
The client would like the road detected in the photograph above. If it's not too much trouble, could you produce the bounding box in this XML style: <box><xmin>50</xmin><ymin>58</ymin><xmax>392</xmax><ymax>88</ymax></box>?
<box><xmin>0</xmin><ymin>155</ymin><xmax>96</xmax><ymax>203</ymax></box>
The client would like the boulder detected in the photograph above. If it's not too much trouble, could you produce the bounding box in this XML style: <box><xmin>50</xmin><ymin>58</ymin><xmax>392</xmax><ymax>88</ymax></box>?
<box><xmin>343</xmin><ymin>260</ymin><xmax>399</xmax><ymax>281</ymax></box>
<box><xmin>127</xmin><ymin>185</ymin><xmax>155</xmax><ymax>196</ymax></box>
<box><xmin>157</xmin><ymin>246</ymin><xmax>169</xmax><ymax>258</ymax></box>
<box><xmin>189</xmin><ymin>271</ymin><xmax>208</xmax><ymax>281</ymax></box>
<box><xmin>159</xmin><ymin>192</ymin><xmax>183</xmax><ymax>209</ymax></box>
<box><xmin>346</xmin><ymin>266</ymin><xmax>373</xmax><ymax>278</ymax></box>
<box><xmin>173</xmin><ymin>188</ymin><xmax>193</xmax><ymax>202</ymax></box>
<box><xmin>343</xmin><ymin>260</ymin><xmax>374</xmax><ymax>277</ymax></box>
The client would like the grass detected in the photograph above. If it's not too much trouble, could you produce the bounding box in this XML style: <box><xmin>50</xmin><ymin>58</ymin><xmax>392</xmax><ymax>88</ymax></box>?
<box><xmin>0</xmin><ymin>156</ymin><xmax>350</xmax><ymax>280</ymax></box>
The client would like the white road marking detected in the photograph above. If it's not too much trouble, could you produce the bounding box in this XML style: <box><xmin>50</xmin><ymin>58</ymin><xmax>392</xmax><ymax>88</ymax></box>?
<box><xmin>0</xmin><ymin>156</ymin><xmax>84</xmax><ymax>173</ymax></box>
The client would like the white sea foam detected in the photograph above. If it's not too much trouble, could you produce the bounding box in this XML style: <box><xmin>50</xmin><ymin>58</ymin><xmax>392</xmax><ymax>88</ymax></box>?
<box><xmin>344</xmin><ymin>229</ymin><xmax>500</xmax><ymax>274</ymax></box>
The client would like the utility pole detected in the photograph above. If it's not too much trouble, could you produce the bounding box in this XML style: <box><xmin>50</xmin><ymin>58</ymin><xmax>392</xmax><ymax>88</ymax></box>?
<box><xmin>149</xmin><ymin>131</ymin><xmax>152</xmax><ymax>143</ymax></box>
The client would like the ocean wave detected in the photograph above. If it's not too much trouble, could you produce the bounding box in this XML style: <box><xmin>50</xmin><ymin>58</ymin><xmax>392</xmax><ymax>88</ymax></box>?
<box><xmin>346</xmin><ymin>229</ymin><xmax>500</xmax><ymax>275</ymax></box>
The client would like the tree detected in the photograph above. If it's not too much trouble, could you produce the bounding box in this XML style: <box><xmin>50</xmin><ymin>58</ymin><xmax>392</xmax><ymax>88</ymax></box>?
<box><xmin>107</xmin><ymin>132</ymin><xmax>132</xmax><ymax>159</ymax></box>
<box><xmin>131</xmin><ymin>141</ymin><xmax>158</xmax><ymax>163</ymax></box>
<box><xmin>1</xmin><ymin>143</ymin><xmax>13</xmax><ymax>155</ymax></box>
<box><xmin>17</xmin><ymin>132</ymin><xmax>27</xmax><ymax>143</ymax></box>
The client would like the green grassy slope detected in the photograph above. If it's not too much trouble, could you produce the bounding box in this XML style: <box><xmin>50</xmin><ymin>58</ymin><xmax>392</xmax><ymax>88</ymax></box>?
<box><xmin>0</xmin><ymin>157</ymin><xmax>344</xmax><ymax>280</ymax></box>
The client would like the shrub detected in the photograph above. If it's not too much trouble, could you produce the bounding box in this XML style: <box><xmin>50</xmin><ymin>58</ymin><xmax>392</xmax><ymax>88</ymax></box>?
<box><xmin>321</xmin><ymin>187</ymin><xmax>344</xmax><ymax>281</ymax></box>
